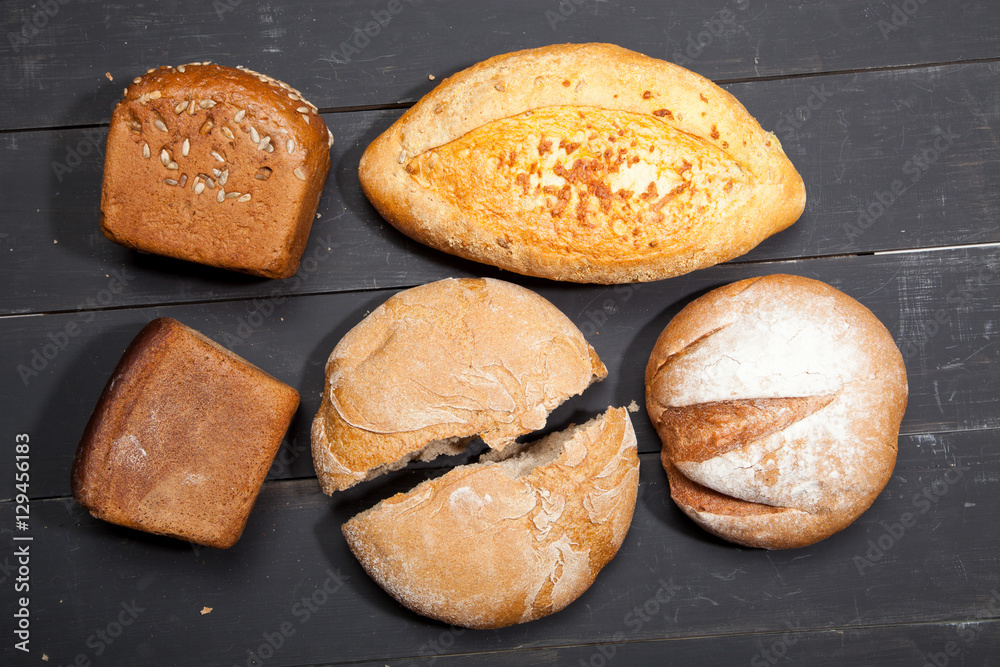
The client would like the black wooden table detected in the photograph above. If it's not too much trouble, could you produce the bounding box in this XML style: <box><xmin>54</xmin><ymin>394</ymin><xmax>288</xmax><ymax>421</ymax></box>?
<box><xmin>2</xmin><ymin>2</ymin><xmax>998</xmax><ymax>665</ymax></box>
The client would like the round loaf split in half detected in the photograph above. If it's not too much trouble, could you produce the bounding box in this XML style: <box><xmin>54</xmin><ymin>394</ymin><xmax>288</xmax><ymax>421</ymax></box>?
<box><xmin>313</xmin><ymin>278</ymin><xmax>639</xmax><ymax>627</ymax></box>
<box><xmin>343</xmin><ymin>406</ymin><xmax>639</xmax><ymax>629</ymax></box>
<box><xmin>645</xmin><ymin>275</ymin><xmax>908</xmax><ymax>549</ymax></box>
<box><xmin>311</xmin><ymin>277</ymin><xmax>607</xmax><ymax>494</ymax></box>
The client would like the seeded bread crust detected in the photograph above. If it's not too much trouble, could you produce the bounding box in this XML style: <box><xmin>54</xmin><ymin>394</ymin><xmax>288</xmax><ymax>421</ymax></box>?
<box><xmin>101</xmin><ymin>62</ymin><xmax>333</xmax><ymax>278</ymax></box>
<box><xmin>359</xmin><ymin>43</ymin><xmax>805</xmax><ymax>284</ymax></box>
<box><xmin>310</xmin><ymin>278</ymin><xmax>607</xmax><ymax>494</ymax></box>
<box><xmin>71</xmin><ymin>318</ymin><xmax>300</xmax><ymax>548</ymax></box>
<box><xmin>645</xmin><ymin>275</ymin><xmax>908</xmax><ymax>549</ymax></box>
<box><xmin>343</xmin><ymin>407</ymin><xmax>639</xmax><ymax>629</ymax></box>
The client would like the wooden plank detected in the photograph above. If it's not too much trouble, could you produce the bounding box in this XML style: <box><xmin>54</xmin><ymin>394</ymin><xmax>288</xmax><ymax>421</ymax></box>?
<box><xmin>2</xmin><ymin>61</ymin><xmax>999</xmax><ymax>316</ymax></box>
<box><xmin>3</xmin><ymin>432</ymin><xmax>997</xmax><ymax>666</ymax></box>
<box><xmin>347</xmin><ymin>622</ymin><xmax>1000</xmax><ymax>667</ymax></box>
<box><xmin>3</xmin><ymin>244</ymin><xmax>997</xmax><ymax>500</ymax></box>
<box><xmin>1</xmin><ymin>0</ymin><xmax>999</xmax><ymax>131</ymax></box>
<box><xmin>2</xmin><ymin>3</ymin><xmax>997</xmax><ymax>666</ymax></box>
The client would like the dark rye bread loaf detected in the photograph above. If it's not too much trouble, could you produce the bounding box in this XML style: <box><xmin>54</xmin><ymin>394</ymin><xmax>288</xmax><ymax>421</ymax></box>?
<box><xmin>72</xmin><ymin>318</ymin><xmax>299</xmax><ymax>548</ymax></box>
<box><xmin>311</xmin><ymin>278</ymin><xmax>607</xmax><ymax>494</ymax></box>
<box><xmin>645</xmin><ymin>275</ymin><xmax>908</xmax><ymax>549</ymax></box>
<box><xmin>343</xmin><ymin>407</ymin><xmax>639</xmax><ymax>629</ymax></box>
<box><xmin>102</xmin><ymin>62</ymin><xmax>333</xmax><ymax>278</ymax></box>
<box><xmin>359</xmin><ymin>43</ymin><xmax>805</xmax><ymax>284</ymax></box>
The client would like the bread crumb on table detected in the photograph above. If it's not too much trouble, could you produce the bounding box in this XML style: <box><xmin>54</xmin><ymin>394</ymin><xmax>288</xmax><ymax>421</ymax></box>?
<box><xmin>627</xmin><ymin>400</ymin><xmax>639</xmax><ymax>412</ymax></box>
<box><xmin>201</xmin><ymin>606</ymin><xmax>213</xmax><ymax>615</ymax></box>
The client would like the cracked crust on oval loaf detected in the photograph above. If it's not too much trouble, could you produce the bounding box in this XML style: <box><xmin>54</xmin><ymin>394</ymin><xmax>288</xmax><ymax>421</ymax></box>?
<box><xmin>645</xmin><ymin>274</ymin><xmax>908</xmax><ymax>549</ymax></box>
<box><xmin>359</xmin><ymin>43</ymin><xmax>805</xmax><ymax>284</ymax></box>
<box><xmin>311</xmin><ymin>278</ymin><xmax>607</xmax><ymax>494</ymax></box>
<box><xmin>343</xmin><ymin>406</ymin><xmax>639</xmax><ymax>629</ymax></box>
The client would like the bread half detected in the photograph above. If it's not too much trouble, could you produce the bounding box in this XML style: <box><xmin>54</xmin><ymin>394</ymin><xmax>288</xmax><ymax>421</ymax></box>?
<box><xmin>343</xmin><ymin>407</ymin><xmax>639</xmax><ymax>629</ymax></box>
<box><xmin>646</xmin><ymin>275</ymin><xmax>908</xmax><ymax>549</ymax></box>
<box><xmin>311</xmin><ymin>278</ymin><xmax>607</xmax><ymax>494</ymax></box>
<box><xmin>359</xmin><ymin>43</ymin><xmax>805</xmax><ymax>283</ymax></box>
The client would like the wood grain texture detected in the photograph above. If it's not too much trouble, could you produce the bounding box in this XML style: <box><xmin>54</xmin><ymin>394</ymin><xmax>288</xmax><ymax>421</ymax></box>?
<box><xmin>1</xmin><ymin>0</ymin><xmax>999</xmax><ymax>131</ymax></box>
<box><xmin>346</xmin><ymin>622</ymin><xmax>1000</xmax><ymax>667</ymax></box>
<box><xmin>2</xmin><ymin>244</ymin><xmax>997</xmax><ymax>500</ymax></box>
<box><xmin>1</xmin><ymin>61</ymin><xmax>998</xmax><ymax>315</ymax></box>
<box><xmin>1</xmin><ymin>435</ymin><xmax>996</xmax><ymax>666</ymax></box>
<box><xmin>1</xmin><ymin>1</ymin><xmax>998</xmax><ymax>664</ymax></box>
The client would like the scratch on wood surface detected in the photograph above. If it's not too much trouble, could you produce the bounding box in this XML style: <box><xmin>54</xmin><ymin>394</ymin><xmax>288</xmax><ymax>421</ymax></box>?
<box><xmin>858</xmin><ymin>265</ymin><xmax>902</xmax><ymax>300</ymax></box>
<box><xmin>833</xmin><ymin>134</ymin><xmax>849</xmax><ymax>183</ymax></box>
<box><xmin>353</xmin><ymin>54</ymin><xmax>398</xmax><ymax>63</ymax></box>
<box><xmin>765</xmin><ymin>553</ymin><xmax>786</xmax><ymax>586</ymax></box>
<box><xmin>941</xmin><ymin>343</ymin><xmax>996</xmax><ymax>370</ymax></box>
<box><xmin>954</xmin><ymin>556</ymin><xmax>970</xmax><ymax>583</ymax></box>
<box><xmin>692</xmin><ymin>594</ymin><xmax>719</xmax><ymax>607</ymax></box>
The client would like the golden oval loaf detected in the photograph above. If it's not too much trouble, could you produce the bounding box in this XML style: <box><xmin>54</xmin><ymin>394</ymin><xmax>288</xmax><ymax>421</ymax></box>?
<box><xmin>645</xmin><ymin>275</ymin><xmax>908</xmax><ymax>549</ymax></box>
<box><xmin>343</xmin><ymin>407</ymin><xmax>640</xmax><ymax>629</ymax></box>
<box><xmin>359</xmin><ymin>43</ymin><xmax>806</xmax><ymax>284</ymax></box>
<box><xmin>311</xmin><ymin>278</ymin><xmax>607</xmax><ymax>494</ymax></box>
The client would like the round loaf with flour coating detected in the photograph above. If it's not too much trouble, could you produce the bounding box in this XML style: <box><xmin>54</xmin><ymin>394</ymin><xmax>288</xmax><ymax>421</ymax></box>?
<box><xmin>645</xmin><ymin>275</ymin><xmax>907</xmax><ymax>549</ymax></box>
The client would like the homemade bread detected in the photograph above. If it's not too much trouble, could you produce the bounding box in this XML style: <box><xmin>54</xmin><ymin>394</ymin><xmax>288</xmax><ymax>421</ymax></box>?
<box><xmin>72</xmin><ymin>318</ymin><xmax>299</xmax><ymax>548</ymax></box>
<box><xmin>102</xmin><ymin>62</ymin><xmax>333</xmax><ymax>278</ymax></box>
<box><xmin>311</xmin><ymin>277</ymin><xmax>607</xmax><ymax>494</ymax></box>
<box><xmin>645</xmin><ymin>275</ymin><xmax>907</xmax><ymax>549</ymax></box>
<box><xmin>359</xmin><ymin>43</ymin><xmax>805</xmax><ymax>283</ymax></box>
<box><xmin>343</xmin><ymin>407</ymin><xmax>639</xmax><ymax>629</ymax></box>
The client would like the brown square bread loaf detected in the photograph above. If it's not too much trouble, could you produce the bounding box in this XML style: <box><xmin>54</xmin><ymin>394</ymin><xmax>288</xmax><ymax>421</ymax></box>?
<box><xmin>71</xmin><ymin>317</ymin><xmax>300</xmax><ymax>548</ymax></box>
<box><xmin>359</xmin><ymin>43</ymin><xmax>806</xmax><ymax>284</ymax></box>
<box><xmin>101</xmin><ymin>62</ymin><xmax>333</xmax><ymax>278</ymax></box>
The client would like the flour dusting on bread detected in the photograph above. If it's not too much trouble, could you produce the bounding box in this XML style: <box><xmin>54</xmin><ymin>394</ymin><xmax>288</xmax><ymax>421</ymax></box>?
<box><xmin>343</xmin><ymin>407</ymin><xmax>639</xmax><ymax>628</ymax></box>
<box><xmin>647</xmin><ymin>275</ymin><xmax>908</xmax><ymax>549</ymax></box>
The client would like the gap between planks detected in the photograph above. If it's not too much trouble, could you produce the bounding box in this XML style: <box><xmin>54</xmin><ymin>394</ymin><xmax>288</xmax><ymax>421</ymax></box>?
<box><xmin>2</xmin><ymin>56</ymin><xmax>1000</xmax><ymax>136</ymax></box>
<box><xmin>2</xmin><ymin>240</ymin><xmax>996</xmax><ymax>321</ymax></box>
<box><xmin>7</xmin><ymin>425</ymin><xmax>999</xmax><ymax>506</ymax></box>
